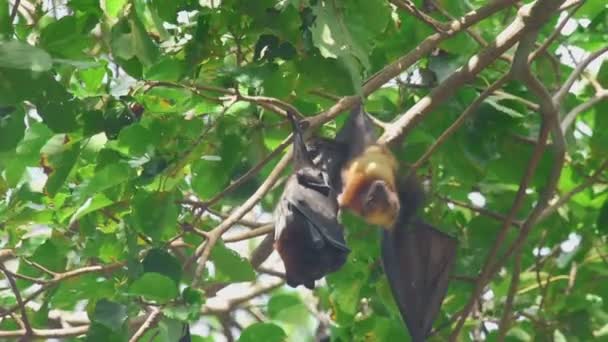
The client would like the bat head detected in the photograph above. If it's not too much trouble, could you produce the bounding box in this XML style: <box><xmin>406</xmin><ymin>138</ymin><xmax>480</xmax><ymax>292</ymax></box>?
<box><xmin>360</xmin><ymin>179</ymin><xmax>401</xmax><ymax>227</ymax></box>
<box><xmin>338</xmin><ymin>144</ymin><xmax>400</xmax><ymax>228</ymax></box>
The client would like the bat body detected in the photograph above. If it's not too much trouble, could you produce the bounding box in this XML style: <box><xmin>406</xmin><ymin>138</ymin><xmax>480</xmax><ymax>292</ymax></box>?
<box><xmin>274</xmin><ymin>113</ymin><xmax>350</xmax><ymax>289</ymax></box>
<box><xmin>335</xmin><ymin>103</ymin><xmax>400</xmax><ymax>228</ymax></box>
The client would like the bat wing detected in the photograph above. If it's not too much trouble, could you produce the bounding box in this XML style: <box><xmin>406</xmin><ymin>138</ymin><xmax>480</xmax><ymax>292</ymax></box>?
<box><xmin>381</xmin><ymin>219</ymin><xmax>458</xmax><ymax>342</ymax></box>
<box><xmin>335</xmin><ymin>101</ymin><xmax>377</xmax><ymax>158</ymax></box>
<box><xmin>307</xmin><ymin>137</ymin><xmax>348</xmax><ymax>193</ymax></box>
<box><xmin>289</xmin><ymin>183</ymin><xmax>350</xmax><ymax>252</ymax></box>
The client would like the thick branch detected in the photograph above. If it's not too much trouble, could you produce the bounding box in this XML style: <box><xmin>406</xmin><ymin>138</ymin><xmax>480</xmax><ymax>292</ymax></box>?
<box><xmin>0</xmin><ymin>326</ymin><xmax>89</xmax><ymax>338</ymax></box>
<box><xmin>307</xmin><ymin>0</ymin><xmax>519</xmax><ymax>130</ymax></box>
<box><xmin>380</xmin><ymin>0</ymin><xmax>563</xmax><ymax>145</ymax></box>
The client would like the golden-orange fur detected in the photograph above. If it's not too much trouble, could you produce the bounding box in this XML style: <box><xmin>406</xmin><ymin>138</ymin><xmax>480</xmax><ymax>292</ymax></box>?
<box><xmin>338</xmin><ymin>145</ymin><xmax>400</xmax><ymax>228</ymax></box>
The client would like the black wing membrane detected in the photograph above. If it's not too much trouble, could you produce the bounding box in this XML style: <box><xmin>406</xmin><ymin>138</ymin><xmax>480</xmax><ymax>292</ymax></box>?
<box><xmin>381</xmin><ymin>217</ymin><xmax>457</xmax><ymax>342</ymax></box>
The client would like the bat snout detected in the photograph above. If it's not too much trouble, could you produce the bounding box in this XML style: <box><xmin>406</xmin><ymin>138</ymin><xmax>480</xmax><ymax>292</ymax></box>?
<box><xmin>361</xmin><ymin>180</ymin><xmax>400</xmax><ymax>228</ymax></box>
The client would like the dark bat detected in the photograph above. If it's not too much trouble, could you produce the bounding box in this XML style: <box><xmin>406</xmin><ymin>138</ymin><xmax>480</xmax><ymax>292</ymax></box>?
<box><xmin>273</xmin><ymin>112</ymin><xmax>350</xmax><ymax>289</ymax></box>
<box><xmin>382</xmin><ymin>176</ymin><xmax>458</xmax><ymax>342</ymax></box>
<box><xmin>334</xmin><ymin>102</ymin><xmax>401</xmax><ymax>228</ymax></box>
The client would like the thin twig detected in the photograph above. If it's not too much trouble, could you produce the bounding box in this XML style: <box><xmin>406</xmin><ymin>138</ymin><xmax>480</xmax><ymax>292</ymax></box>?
<box><xmin>560</xmin><ymin>90</ymin><xmax>608</xmax><ymax>133</ymax></box>
<box><xmin>390</xmin><ymin>0</ymin><xmax>448</xmax><ymax>33</ymax></box>
<box><xmin>0</xmin><ymin>326</ymin><xmax>89</xmax><ymax>338</ymax></box>
<box><xmin>436</xmin><ymin>194</ymin><xmax>523</xmax><ymax>228</ymax></box>
<box><xmin>411</xmin><ymin>74</ymin><xmax>510</xmax><ymax>170</ymax></box>
<box><xmin>553</xmin><ymin>46</ymin><xmax>608</xmax><ymax>105</ymax></box>
<box><xmin>9</xmin><ymin>0</ymin><xmax>21</xmax><ymax>23</ymax></box>
<box><xmin>1</xmin><ymin>265</ymin><xmax>33</xmax><ymax>339</ymax></box>
<box><xmin>129</xmin><ymin>307</ymin><xmax>162</xmax><ymax>342</ymax></box>
<box><xmin>496</xmin><ymin>253</ymin><xmax>522</xmax><ymax>341</ymax></box>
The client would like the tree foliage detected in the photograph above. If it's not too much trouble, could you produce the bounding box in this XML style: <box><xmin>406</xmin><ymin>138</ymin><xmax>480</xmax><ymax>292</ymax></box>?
<box><xmin>0</xmin><ymin>0</ymin><xmax>607</xmax><ymax>341</ymax></box>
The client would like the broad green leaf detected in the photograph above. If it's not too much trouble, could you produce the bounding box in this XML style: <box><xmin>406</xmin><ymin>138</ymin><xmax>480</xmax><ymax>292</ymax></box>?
<box><xmin>31</xmin><ymin>239</ymin><xmax>67</xmax><ymax>273</ymax></box>
<box><xmin>0</xmin><ymin>106</ymin><xmax>25</xmax><ymax>152</ymax></box>
<box><xmin>129</xmin><ymin>272</ymin><xmax>179</xmax><ymax>303</ymax></box>
<box><xmin>132</xmin><ymin>191</ymin><xmax>179</xmax><ymax>241</ymax></box>
<box><xmin>40</xmin><ymin>136</ymin><xmax>81</xmax><ymax>197</ymax></box>
<box><xmin>209</xmin><ymin>241</ymin><xmax>256</xmax><ymax>283</ymax></box>
<box><xmin>79</xmin><ymin>162</ymin><xmax>134</xmax><ymax>197</ymax></box>
<box><xmin>0</xmin><ymin>41</ymin><xmax>53</xmax><ymax>71</ymax></box>
<box><xmin>91</xmin><ymin>299</ymin><xmax>128</xmax><ymax>332</ymax></box>
<box><xmin>238</xmin><ymin>323</ymin><xmax>286</xmax><ymax>342</ymax></box>
<box><xmin>39</xmin><ymin>15</ymin><xmax>91</xmax><ymax>58</ymax></box>
<box><xmin>142</xmin><ymin>248</ymin><xmax>182</xmax><ymax>285</ymax></box>
<box><xmin>68</xmin><ymin>193</ymin><xmax>114</xmax><ymax>224</ymax></box>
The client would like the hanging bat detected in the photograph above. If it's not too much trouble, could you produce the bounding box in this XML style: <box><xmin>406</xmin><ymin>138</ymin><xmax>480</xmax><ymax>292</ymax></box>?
<box><xmin>334</xmin><ymin>102</ymin><xmax>400</xmax><ymax>228</ymax></box>
<box><xmin>273</xmin><ymin>112</ymin><xmax>350</xmax><ymax>289</ymax></box>
<box><xmin>381</xmin><ymin>176</ymin><xmax>458</xmax><ymax>342</ymax></box>
<box><xmin>332</xmin><ymin>101</ymin><xmax>458</xmax><ymax>340</ymax></box>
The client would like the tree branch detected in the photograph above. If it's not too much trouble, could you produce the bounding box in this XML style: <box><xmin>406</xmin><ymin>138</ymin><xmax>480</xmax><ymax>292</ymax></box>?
<box><xmin>380</xmin><ymin>0</ymin><xmax>564</xmax><ymax>145</ymax></box>
<box><xmin>496</xmin><ymin>253</ymin><xmax>522</xmax><ymax>341</ymax></box>
<box><xmin>449</xmin><ymin>1</ymin><xmax>567</xmax><ymax>338</ymax></box>
<box><xmin>189</xmin><ymin>152</ymin><xmax>292</xmax><ymax>287</ymax></box>
<box><xmin>390</xmin><ymin>0</ymin><xmax>448</xmax><ymax>33</ymax></box>
<box><xmin>307</xmin><ymin>0</ymin><xmax>519</xmax><ymax>130</ymax></box>
<box><xmin>129</xmin><ymin>307</ymin><xmax>162</xmax><ymax>342</ymax></box>
<box><xmin>553</xmin><ymin>46</ymin><xmax>608</xmax><ymax>105</ymax></box>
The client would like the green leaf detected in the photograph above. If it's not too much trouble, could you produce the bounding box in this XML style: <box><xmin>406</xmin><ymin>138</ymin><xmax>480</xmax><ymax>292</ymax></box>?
<box><xmin>237</xmin><ymin>323</ymin><xmax>286</xmax><ymax>342</ymax></box>
<box><xmin>209</xmin><ymin>241</ymin><xmax>256</xmax><ymax>283</ymax></box>
<box><xmin>132</xmin><ymin>191</ymin><xmax>179</xmax><ymax>241</ymax></box>
<box><xmin>31</xmin><ymin>239</ymin><xmax>67</xmax><ymax>273</ymax></box>
<box><xmin>40</xmin><ymin>136</ymin><xmax>81</xmax><ymax>197</ymax></box>
<box><xmin>91</xmin><ymin>299</ymin><xmax>128</xmax><ymax>332</ymax></box>
<box><xmin>129</xmin><ymin>272</ymin><xmax>179</xmax><ymax>303</ymax></box>
<box><xmin>144</xmin><ymin>56</ymin><xmax>185</xmax><ymax>82</ymax></box>
<box><xmin>79</xmin><ymin>162</ymin><xmax>134</xmax><ymax>197</ymax></box>
<box><xmin>0</xmin><ymin>0</ymin><xmax>11</xmax><ymax>39</ymax></box>
<box><xmin>142</xmin><ymin>248</ymin><xmax>182</xmax><ymax>285</ymax></box>
<box><xmin>0</xmin><ymin>106</ymin><xmax>25</xmax><ymax>152</ymax></box>
<box><xmin>103</xmin><ymin>0</ymin><xmax>127</xmax><ymax>18</ymax></box>
<box><xmin>68</xmin><ymin>193</ymin><xmax>114</xmax><ymax>224</ymax></box>
<box><xmin>39</xmin><ymin>15</ymin><xmax>91</xmax><ymax>58</ymax></box>
<box><xmin>163</xmin><ymin>287</ymin><xmax>204</xmax><ymax>322</ymax></box>
<box><xmin>0</xmin><ymin>41</ymin><xmax>53</xmax><ymax>72</ymax></box>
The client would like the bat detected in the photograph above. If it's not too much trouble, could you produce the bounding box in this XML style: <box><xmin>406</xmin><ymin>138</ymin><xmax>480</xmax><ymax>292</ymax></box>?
<box><xmin>273</xmin><ymin>112</ymin><xmax>350</xmax><ymax>289</ymax></box>
<box><xmin>334</xmin><ymin>102</ymin><xmax>400</xmax><ymax>228</ymax></box>
<box><xmin>381</xmin><ymin>175</ymin><xmax>458</xmax><ymax>342</ymax></box>
<box><xmin>330</xmin><ymin>101</ymin><xmax>458</xmax><ymax>340</ymax></box>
